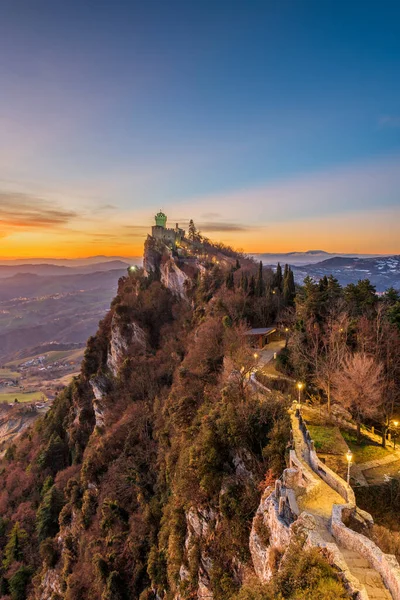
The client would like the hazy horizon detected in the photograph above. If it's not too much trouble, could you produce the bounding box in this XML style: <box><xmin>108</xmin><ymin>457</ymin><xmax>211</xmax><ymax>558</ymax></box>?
<box><xmin>0</xmin><ymin>1</ymin><xmax>399</xmax><ymax>258</ymax></box>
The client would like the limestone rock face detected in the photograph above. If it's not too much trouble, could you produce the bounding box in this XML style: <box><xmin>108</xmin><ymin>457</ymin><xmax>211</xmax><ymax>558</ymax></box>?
<box><xmin>107</xmin><ymin>315</ymin><xmax>146</xmax><ymax>377</ymax></box>
<box><xmin>250</xmin><ymin>489</ymin><xmax>291</xmax><ymax>582</ymax></box>
<box><xmin>180</xmin><ymin>507</ymin><xmax>218</xmax><ymax>600</ymax></box>
<box><xmin>143</xmin><ymin>235</ymin><xmax>189</xmax><ymax>298</ymax></box>
<box><xmin>89</xmin><ymin>374</ymin><xmax>109</xmax><ymax>427</ymax></box>
<box><xmin>160</xmin><ymin>256</ymin><xmax>189</xmax><ymax>299</ymax></box>
<box><xmin>143</xmin><ymin>235</ymin><xmax>163</xmax><ymax>276</ymax></box>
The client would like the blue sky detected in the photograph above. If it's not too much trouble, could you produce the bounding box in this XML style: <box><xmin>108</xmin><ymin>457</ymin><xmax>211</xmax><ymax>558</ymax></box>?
<box><xmin>0</xmin><ymin>0</ymin><xmax>399</xmax><ymax>257</ymax></box>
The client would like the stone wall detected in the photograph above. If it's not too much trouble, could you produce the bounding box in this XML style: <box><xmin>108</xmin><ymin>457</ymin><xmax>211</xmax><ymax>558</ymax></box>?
<box><xmin>296</xmin><ymin>411</ymin><xmax>400</xmax><ymax>599</ymax></box>
<box><xmin>297</xmin><ymin>412</ymin><xmax>355</xmax><ymax>503</ymax></box>
<box><xmin>331</xmin><ymin>504</ymin><xmax>400</xmax><ymax>599</ymax></box>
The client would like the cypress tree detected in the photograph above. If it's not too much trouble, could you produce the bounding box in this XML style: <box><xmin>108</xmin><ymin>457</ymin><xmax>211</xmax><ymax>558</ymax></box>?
<box><xmin>225</xmin><ymin>270</ymin><xmax>234</xmax><ymax>290</ymax></box>
<box><xmin>283</xmin><ymin>267</ymin><xmax>296</xmax><ymax>307</ymax></box>
<box><xmin>248</xmin><ymin>275</ymin><xmax>256</xmax><ymax>296</ymax></box>
<box><xmin>274</xmin><ymin>262</ymin><xmax>283</xmax><ymax>292</ymax></box>
<box><xmin>256</xmin><ymin>261</ymin><xmax>264</xmax><ymax>297</ymax></box>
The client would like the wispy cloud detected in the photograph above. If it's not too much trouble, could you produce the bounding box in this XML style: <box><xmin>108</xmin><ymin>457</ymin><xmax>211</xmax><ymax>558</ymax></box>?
<box><xmin>198</xmin><ymin>222</ymin><xmax>250</xmax><ymax>232</ymax></box>
<box><xmin>0</xmin><ymin>192</ymin><xmax>78</xmax><ymax>230</ymax></box>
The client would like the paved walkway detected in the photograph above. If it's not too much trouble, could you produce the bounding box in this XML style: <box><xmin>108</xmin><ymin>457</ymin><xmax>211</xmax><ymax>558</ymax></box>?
<box><xmin>256</xmin><ymin>339</ymin><xmax>286</xmax><ymax>367</ymax></box>
<box><xmin>291</xmin><ymin>413</ymin><xmax>393</xmax><ymax>599</ymax></box>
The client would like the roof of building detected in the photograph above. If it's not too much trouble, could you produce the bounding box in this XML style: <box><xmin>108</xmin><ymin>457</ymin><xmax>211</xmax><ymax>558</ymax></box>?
<box><xmin>245</xmin><ymin>327</ymin><xmax>276</xmax><ymax>336</ymax></box>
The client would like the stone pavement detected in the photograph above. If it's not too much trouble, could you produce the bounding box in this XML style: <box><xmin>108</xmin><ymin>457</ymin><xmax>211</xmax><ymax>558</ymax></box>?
<box><xmin>291</xmin><ymin>412</ymin><xmax>394</xmax><ymax>599</ymax></box>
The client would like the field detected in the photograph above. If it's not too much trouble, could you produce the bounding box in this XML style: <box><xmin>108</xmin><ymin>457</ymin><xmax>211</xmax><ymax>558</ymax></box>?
<box><xmin>0</xmin><ymin>368</ymin><xmax>20</xmax><ymax>380</ymax></box>
<box><xmin>5</xmin><ymin>347</ymin><xmax>84</xmax><ymax>368</ymax></box>
<box><xmin>0</xmin><ymin>390</ymin><xmax>47</xmax><ymax>404</ymax></box>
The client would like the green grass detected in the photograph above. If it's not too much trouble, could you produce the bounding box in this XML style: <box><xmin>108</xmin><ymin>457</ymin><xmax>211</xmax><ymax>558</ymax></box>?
<box><xmin>0</xmin><ymin>391</ymin><xmax>47</xmax><ymax>404</ymax></box>
<box><xmin>307</xmin><ymin>424</ymin><xmax>349</xmax><ymax>454</ymax></box>
<box><xmin>341</xmin><ymin>429</ymin><xmax>390</xmax><ymax>464</ymax></box>
<box><xmin>0</xmin><ymin>368</ymin><xmax>20</xmax><ymax>380</ymax></box>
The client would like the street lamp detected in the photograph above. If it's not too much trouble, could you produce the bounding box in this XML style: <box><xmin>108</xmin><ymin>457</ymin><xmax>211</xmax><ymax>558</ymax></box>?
<box><xmin>253</xmin><ymin>353</ymin><xmax>259</xmax><ymax>360</ymax></box>
<box><xmin>393</xmin><ymin>420</ymin><xmax>399</xmax><ymax>450</ymax></box>
<box><xmin>296</xmin><ymin>382</ymin><xmax>304</xmax><ymax>411</ymax></box>
<box><xmin>346</xmin><ymin>450</ymin><xmax>353</xmax><ymax>484</ymax></box>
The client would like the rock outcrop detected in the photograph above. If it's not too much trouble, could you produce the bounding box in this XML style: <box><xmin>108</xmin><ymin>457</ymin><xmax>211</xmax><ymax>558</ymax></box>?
<box><xmin>89</xmin><ymin>373</ymin><xmax>109</xmax><ymax>427</ymax></box>
<box><xmin>107</xmin><ymin>314</ymin><xmax>146</xmax><ymax>377</ymax></box>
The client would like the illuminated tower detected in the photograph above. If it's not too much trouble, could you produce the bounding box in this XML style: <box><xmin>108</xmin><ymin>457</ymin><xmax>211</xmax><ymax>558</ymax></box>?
<box><xmin>155</xmin><ymin>210</ymin><xmax>167</xmax><ymax>228</ymax></box>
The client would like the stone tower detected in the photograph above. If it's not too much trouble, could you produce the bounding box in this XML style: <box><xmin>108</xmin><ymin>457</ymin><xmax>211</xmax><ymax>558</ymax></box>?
<box><xmin>155</xmin><ymin>210</ymin><xmax>167</xmax><ymax>228</ymax></box>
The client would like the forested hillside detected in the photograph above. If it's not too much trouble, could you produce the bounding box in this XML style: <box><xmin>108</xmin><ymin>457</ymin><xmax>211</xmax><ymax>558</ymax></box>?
<box><xmin>0</xmin><ymin>234</ymin><xmax>374</xmax><ymax>600</ymax></box>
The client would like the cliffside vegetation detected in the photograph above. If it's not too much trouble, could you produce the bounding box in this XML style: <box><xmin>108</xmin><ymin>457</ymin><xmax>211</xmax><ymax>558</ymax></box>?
<box><xmin>0</xmin><ymin>237</ymin><xmax>352</xmax><ymax>600</ymax></box>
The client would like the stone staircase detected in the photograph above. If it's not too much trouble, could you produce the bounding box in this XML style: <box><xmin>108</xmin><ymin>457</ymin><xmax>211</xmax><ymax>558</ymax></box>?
<box><xmin>340</xmin><ymin>548</ymin><xmax>393</xmax><ymax>599</ymax></box>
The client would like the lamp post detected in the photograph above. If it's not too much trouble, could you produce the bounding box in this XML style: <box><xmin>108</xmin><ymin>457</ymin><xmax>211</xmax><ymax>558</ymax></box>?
<box><xmin>393</xmin><ymin>420</ymin><xmax>399</xmax><ymax>450</ymax></box>
<box><xmin>346</xmin><ymin>450</ymin><xmax>353</xmax><ymax>484</ymax></box>
<box><xmin>297</xmin><ymin>382</ymin><xmax>304</xmax><ymax>411</ymax></box>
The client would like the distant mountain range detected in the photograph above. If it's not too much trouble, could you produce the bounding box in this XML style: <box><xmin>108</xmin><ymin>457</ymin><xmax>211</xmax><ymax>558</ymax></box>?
<box><xmin>254</xmin><ymin>250</ymin><xmax>384</xmax><ymax>266</ymax></box>
<box><xmin>291</xmin><ymin>255</ymin><xmax>400</xmax><ymax>291</ymax></box>
<box><xmin>0</xmin><ymin>259</ymin><xmax>133</xmax><ymax>279</ymax></box>
<box><xmin>0</xmin><ymin>260</ymin><xmax>130</xmax><ymax>361</ymax></box>
<box><xmin>0</xmin><ymin>255</ymin><xmax>140</xmax><ymax>267</ymax></box>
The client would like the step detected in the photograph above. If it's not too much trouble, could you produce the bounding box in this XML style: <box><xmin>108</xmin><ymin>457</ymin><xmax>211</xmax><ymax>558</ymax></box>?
<box><xmin>349</xmin><ymin>567</ymin><xmax>387</xmax><ymax>587</ymax></box>
<box><xmin>367</xmin><ymin>590</ymin><xmax>393</xmax><ymax>599</ymax></box>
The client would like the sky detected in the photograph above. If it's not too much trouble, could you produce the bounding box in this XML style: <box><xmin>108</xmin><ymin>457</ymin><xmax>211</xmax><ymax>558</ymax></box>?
<box><xmin>0</xmin><ymin>0</ymin><xmax>399</xmax><ymax>258</ymax></box>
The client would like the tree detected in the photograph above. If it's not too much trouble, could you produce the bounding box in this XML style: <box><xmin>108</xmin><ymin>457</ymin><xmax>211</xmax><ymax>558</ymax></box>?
<box><xmin>344</xmin><ymin>279</ymin><xmax>377</xmax><ymax>316</ymax></box>
<box><xmin>274</xmin><ymin>263</ymin><xmax>283</xmax><ymax>292</ymax></box>
<box><xmin>314</xmin><ymin>314</ymin><xmax>349</xmax><ymax>414</ymax></box>
<box><xmin>333</xmin><ymin>353</ymin><xmax>384</xmax><ymax>443</ymax></box>
<box><xmin>3</xmin><ymin>522</ymin><xmax>27</xmax><ymax>570</ymax></box>
<box><xmin>188</xmin><ymin>219</ymin><xmax>197</xmax><ymax>241</ymax></box>
<box><xmin>256</xmin><ymin>261</ymin><xmax>264</xmax><ymax>297</ymax></box>
<box><xmin>9</xmin><ymin>565</ymin><xmax>33</xmax><ymax>600</ymax></box>
<box><xmin>225</xmin><ymin>269</ymin><xmax>235</xmax><ymax>290</ymax></box>
<box><xmin>283</xmin><ymin>268</ymin><xmax>296</xmax><ymax>307</ymax></box>
<box><xmin>36</xmin><ymin>485</ymin><xmax>65</xmax><ymax>542</ymax></box>
<box><xmin>248</xmin><ymin>275</ymin><xmax>256</xmax><ymax>297</ymax></box>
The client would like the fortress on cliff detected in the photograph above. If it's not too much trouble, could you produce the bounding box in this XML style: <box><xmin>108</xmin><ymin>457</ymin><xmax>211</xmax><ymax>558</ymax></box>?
<box><xmin>151</xmin><ymin>210</ymin><xmax>185</xmax><ymax>248</ymax></box>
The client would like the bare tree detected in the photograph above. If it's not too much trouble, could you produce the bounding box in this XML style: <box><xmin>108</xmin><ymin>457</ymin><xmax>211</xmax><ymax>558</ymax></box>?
<box><xmin>314</xmin><ymin>313</ymin><xmax>349</xmax><ymax>414</ymax></box>
<box><xmin>289</xmin><ymin>311</ymin><xmax>349</xmax><ymax>413</ymax></box>
<box><xmin>223</xmin><ymin>322</ymin><xmax>258</xmax><ymax>400</ymax></box>
<box><xmin>333</xmin><ymin>353</ymin><xmax>384</xmax><ymax>443</ymax></box>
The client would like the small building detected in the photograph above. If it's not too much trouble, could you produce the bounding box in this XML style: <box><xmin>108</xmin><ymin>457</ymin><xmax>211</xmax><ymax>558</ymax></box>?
<box><xmin>245</xmin><ymin>327</ymin><xmax>277</xmax><ymax>348</ymax></box>
<box><xmin>152</xmin><ymin>211</ymin><xmax>185</xmax><ymax>248</ymax></box>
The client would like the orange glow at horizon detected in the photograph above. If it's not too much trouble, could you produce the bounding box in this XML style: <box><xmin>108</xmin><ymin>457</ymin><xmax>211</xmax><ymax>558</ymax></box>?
<box><xmin>1</xmin><ymin>210</ymin><xmax>399</xmax><ymax>260</ymax></box>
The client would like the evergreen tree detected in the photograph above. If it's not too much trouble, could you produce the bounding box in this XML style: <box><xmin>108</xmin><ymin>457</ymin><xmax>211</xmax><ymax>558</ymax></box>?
<box><xmin>240</xmin><ymin>273</ymin><xmax>248</xmax><ymax>293</ymax></box>
<box><xmin>36</xmin><ymin>485</ymin><xmax>65</xmax><ymax>542</ymax></box>
<box><xmin>188</xmin><ymin>219</ymin><xmax>197</xmax><ymax>241</ymax></box>
<box><xmin>225</xmin><ymin>270</ymin><xmax>234</xmax><ymax>290</ymax></box>
<box><xmin>9</xmin><ymin>566</ymin><xmax>33</xmax><ymax>600</ymax></box>
<box><xmin>383</xmin><ymin>287</ymin><xmax>400</xmax><ymax>305</ymax></box>
<box><xmin>3</xmin><ymin>522</ymin><xmax>27</xmax><ymax>570</ymax></box>
<box><xmin>274</xmin><ymin>263</ymin><xmax>283</xmax><ymax>292</ymax></box>
<box><xmin>248</xmin><ymin>275</ymin><xmax>256</xmax><ymax>296</ymax></box>
<box><xmin>235</xmin><ymin>258</ymin><xmax>241</xmax><ymax>271</ymax></box>
<box><xmin>283</xmin><ymin>268</ymin><xmax>296</xmax><ymax>307</ymax></box>
<box><xmin>256</xmin><ymin>261</ymin><xmax>264</xmax><ymax>297</ymax></box>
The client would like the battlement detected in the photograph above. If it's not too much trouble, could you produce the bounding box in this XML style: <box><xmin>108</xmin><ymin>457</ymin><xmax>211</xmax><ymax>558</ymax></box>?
<box><xmin>151</xmin><ymin>211</ymin><xmax>185</xmax><ymax>247</ymax></box>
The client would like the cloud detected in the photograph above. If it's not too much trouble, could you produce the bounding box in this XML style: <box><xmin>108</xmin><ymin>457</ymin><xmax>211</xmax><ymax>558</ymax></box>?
<box><xmin>0</xmin><ymin>192</ymin><xmax>78</xmax><ymax>230</ymax></box>
<box><xmin>378</xmin><ymin>115</ymin><xmax>400</xmax><ymax>129</ymax></box>
<box><xmin>200</xmin><ymin>212</ymin><xmax>221</xmax><ymax>219</ymax></box>
<box><xmin>198</xmin><ymin>222</ymin><xmax>250</xmax><ymax>232</ymax></box>
<box><xmin>97</xmin><ymin>204</ymin><xmax>118</xmax><ymax>212</ymax></box>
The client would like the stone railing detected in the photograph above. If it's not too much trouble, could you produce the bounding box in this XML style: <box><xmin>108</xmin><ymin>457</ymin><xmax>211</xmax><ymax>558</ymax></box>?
<box><xmin>331</xmin><ymin>504</ymin><xmax>400</xmax><ymax>599</ymax></box>
<box><xmin>297</xmin><ymin>411</ymin><xmax>355</xmax><ymax>504</ymax></box>
<box><xmin>295</xmin><ymin>411</ymin><xmax>400</xmax><ymax>600</ymax></box>
<box><xmin>274</xmin><ymin>478</ymin><xmax>300</xmax><ymax>524</ymax></box>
